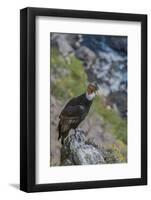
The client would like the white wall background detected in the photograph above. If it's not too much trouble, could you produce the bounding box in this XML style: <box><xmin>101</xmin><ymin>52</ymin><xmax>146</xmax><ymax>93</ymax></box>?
<box><xmin>0</xmin><ymin>0</ymin><xmax>150</xmax><ymax>199</ymax></box>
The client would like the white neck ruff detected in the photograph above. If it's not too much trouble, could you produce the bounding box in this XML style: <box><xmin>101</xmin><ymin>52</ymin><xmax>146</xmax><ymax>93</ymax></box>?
<box><xmin>86</xmin><ymin>92</ymin><xmax>96</xmax><ymax>101</ymax></box>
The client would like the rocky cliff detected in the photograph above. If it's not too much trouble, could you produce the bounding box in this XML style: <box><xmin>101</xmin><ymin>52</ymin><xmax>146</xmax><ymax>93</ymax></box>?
<box><xmin>50</xmin><ymin>33</ymin><xmax>127</xmax><ymax>166</ymax></box>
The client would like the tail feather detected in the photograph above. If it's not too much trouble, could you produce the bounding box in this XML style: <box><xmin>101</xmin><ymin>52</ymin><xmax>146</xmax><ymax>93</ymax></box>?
<box><xmin>57</xmin><ymin>120</ymin><xmax>70</xmax><ymax>145</ymax></box>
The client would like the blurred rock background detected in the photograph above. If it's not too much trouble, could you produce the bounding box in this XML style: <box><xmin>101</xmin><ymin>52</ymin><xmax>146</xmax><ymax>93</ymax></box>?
<box><xmin>50</xmin><ymin>33</ymin><xmax>127</xmax><ymax>166</ymax></box>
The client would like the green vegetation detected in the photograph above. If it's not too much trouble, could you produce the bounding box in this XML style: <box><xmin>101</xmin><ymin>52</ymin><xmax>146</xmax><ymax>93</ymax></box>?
<box><xmin>51</xmin><ymin>48</ymin><xmax>87</xmax><ymax>101</ymax></box>
<box><xmin>51</xmin><ymin>48</ymin><xmax>127</xmax><ymax>145</ymax></box>
<box><xmin>103</xmin><ymin>140</ymin><xmax>127</xmax><ymax>163</ymax></box>
<box><xmin>93</xmin><ymin>97</ymin><xmax>127</xmax><ymax>144</ymax></box>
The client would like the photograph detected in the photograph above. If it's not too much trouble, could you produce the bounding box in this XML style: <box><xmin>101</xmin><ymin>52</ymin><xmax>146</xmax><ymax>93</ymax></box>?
<box><xmin>50</xmin><ymin>33</ymin><xmax>127</xmax><ymax>166</ymax></box>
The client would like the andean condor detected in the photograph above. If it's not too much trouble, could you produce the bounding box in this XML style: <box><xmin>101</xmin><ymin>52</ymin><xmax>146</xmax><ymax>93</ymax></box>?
<box><xmin>58</xmin><ymin>83</ymin><xmax>98</xmax><ymax>144</ymax></box>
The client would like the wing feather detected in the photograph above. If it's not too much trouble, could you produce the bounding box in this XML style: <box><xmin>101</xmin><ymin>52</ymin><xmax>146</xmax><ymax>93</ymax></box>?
<box><xmin>60</xmin><ymin>105</ymin><xmax>85</xmax><ymax>120</ymax></box>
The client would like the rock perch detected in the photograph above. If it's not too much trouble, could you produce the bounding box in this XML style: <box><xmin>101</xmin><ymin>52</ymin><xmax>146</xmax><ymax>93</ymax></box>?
<box><xmin>61</xmin><ymin>130</ymin><xmax>105</xmax><ymax>166</ymax></box>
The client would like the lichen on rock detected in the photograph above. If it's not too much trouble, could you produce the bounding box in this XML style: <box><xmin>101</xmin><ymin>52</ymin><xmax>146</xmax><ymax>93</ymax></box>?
<box><xmin>61</xmin><ymin>129</ymin><xmax>105</xmax><ymax>166</ymax></box>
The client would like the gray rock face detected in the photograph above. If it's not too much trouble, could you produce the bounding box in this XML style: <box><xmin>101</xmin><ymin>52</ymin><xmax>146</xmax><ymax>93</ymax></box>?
<box><xmin>106</xmin><ymin>91</ymin><xmax>127</xmax><ymax>118</ymax></box>
<box><xmin>107</xmin><ymin>37</ymin><xmax>127</xmax><ymax>54</ymax></box>
<box><xmin>51</xmin><ymin>33</ymin><xmax>82</xmax><ymax>59</ymax></box>
<box><xmin>61</xmin><ymin>130</ymin><xmax>105</xmax><ymax>166</ymax></box>
<box><xmin>55</xmin><ymin>34</ymin><xmax>74</xmax><ymax>58</ymax></box>
<box><xmin>75</xmin><ymin>46</ymin><xmax>96</xmax><ymax>68</ymax></box>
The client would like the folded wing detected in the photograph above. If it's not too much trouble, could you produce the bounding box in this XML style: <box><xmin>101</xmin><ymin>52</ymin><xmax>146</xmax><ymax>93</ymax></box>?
<box><xmin>59</xmin><ymin>105</ymin><xmax>86</xmax><ymax>133</ymax></box>
<box><xmin>60</xmin><ymin>105</ymin><xmax>85</xmax><ymax>119</ymax></box>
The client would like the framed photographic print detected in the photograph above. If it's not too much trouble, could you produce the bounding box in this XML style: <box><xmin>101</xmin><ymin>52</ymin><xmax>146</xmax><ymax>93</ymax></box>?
<box><xmin>20</xmin><ymin>7</ymin><xmax>147</xmax><ymax>192</ymax></box>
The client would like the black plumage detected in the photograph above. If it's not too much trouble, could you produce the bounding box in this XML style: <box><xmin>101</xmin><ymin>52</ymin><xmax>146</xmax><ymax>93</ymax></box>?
<box><xmin>58</xmin><ymin>93</ymin><xmax>93</xmax><ymax>144</ymax></box>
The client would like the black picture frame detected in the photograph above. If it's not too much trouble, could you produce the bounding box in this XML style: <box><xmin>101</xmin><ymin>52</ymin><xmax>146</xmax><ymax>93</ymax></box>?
<box><xmin>20</xmin><ymin>7</ymin><xmax>147</xmax><ymax>192</ymax></box>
